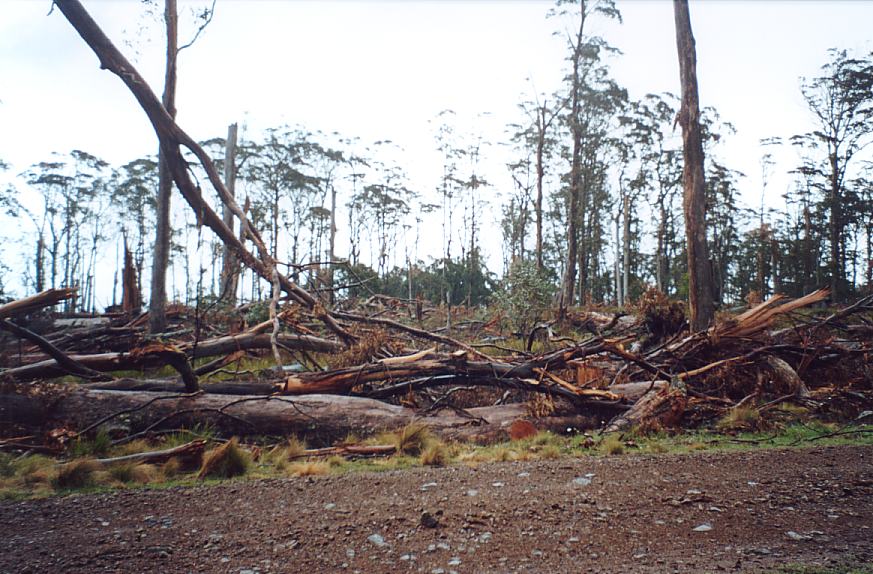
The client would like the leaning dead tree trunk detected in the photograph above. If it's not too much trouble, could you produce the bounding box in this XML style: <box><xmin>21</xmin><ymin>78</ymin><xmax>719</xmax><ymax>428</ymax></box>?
<box><xmin>674</xmin><ymin>0</ymin><xmax>715</xmax><ymax>331</ymax></box>
<box><xmin>53</xmin><ymin>0</ymin><xmax>355</xmax><ymax>346</ymax></box>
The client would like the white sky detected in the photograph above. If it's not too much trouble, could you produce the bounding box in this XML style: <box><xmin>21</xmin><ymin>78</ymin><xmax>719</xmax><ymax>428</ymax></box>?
<box><xmin>1</xmin><ymin>0</ymin><xmax>873</xmax><ymax>300</ymax></box>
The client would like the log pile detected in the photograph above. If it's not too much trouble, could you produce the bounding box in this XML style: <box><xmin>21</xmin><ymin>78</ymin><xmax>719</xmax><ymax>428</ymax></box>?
<box><xmin>0</xmin><ymin>284</ymin><xmax>871</xmax><ymax>449</ymax></box>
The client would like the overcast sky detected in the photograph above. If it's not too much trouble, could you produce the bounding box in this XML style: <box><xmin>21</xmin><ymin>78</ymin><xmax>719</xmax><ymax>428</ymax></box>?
<box><xmin>2</xmin><ymin>0</ymin><xmax>873</xmax><ymax>299</ymax></box>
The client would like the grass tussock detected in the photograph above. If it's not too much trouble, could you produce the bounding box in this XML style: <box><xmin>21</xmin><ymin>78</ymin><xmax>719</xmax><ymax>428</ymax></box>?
<box><xmin>420</xmin><ymin>442</ymin><xmax>450</xmax><ymax>467</ymax></box>
<box><xmin>109</xmin><ymin>463</ymin><xmax>162</xmax><ymax>485</ymax></box>
<box><xmin>389</xmin><ymin>423</ymin><xmax>432</xmax><ymax>456</ymax></box>
<box><xmin>70</xmin><ymin>430</ymin><xmax>112</xmax><ymax>458</ymax></box>
<box><xmin>198</xmin><ymin>438</ymin><xmax>250</xmax><ymax>479</ymax></box>
<box><xmin>53</xmin><ymin>459</ymin><xmax>100</xmax><ymax>490</ymax></box>
<box><xmin>600</xmin><ymin>434</ymin><xmax>625</xmax><ymax>456</ymax></box>
<box><xmin>287</xmin><ymin>460</ymin><xmax>330</xmax><ymax>477</ymax></box>
<box><xmin>716</xmin><ymin>406</ymin><xmax>762</xmax><ymax>432</ymax></box>
<box><xmin>265</xmin><ymin>437</ymin><xmax>308</xmax><ymax>472</ymax></box>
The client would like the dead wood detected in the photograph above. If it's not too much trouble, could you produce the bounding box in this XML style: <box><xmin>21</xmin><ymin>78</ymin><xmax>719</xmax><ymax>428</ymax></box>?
<box><xmin>278</xmin><ymin>342</ymin><xmax>617</xmax><ymax>403</ymax></box>
<box><xmin>603</xmin><ymin>380</ymin><xmax>688</xmax><ymax>434</ymax></box>
<box><xmin>0</xmin><ymin>288</ymin><xmax>76</xmax><ymax>320</ymax></box>
<box><xmin>90</xmin><ymin>439</ymin><xmax>206</xmax><ymax>468</ymax></box>
<box><xmin>2</xmin><ymin>333</ymin><xmax>339</xmax><ymax>382</ymax></box>
<box><xmin>0</xmin><ymin>387</ymin><xmax>603</xmax><ymax>445</ymax></box>
<box><xmin>289</xmin><ymin>444</ymin><xmax>397</xmax><ymax>459</ymax></box>
<box><xmin>83</xmin><ymin>378</ymin><xmax>277</xmax><ymax>395</ymax></box>
<box><xmin>0</xmin><ymin>319</ymin><xmax>111</xmax><ymax>381</ymax></box>
<box><xmin>53</xmin><ymin>0</ymin><xmax>356</xmax><ymax>345</ymax></box>
<box><xmin>331</xmin><ymin>310</ymin><xmax>494</xmax><ymax>360</ymax></box>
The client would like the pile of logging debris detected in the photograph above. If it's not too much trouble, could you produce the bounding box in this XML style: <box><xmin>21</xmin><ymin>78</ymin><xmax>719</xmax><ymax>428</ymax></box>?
<box><xmin>1</xmin><ymin>286</ymin><xmax>871</xmax><ymax>451</ymax></box>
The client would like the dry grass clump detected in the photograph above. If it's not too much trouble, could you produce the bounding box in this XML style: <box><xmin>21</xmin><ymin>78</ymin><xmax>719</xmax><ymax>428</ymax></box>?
<box><xmin>198</xmin><ymin>438</ymin><xmax>250</xmax><ymax>479</ymax></box>
<box><xmin>538</xmin><ymin>444</ymin><xmax>562</xmax><ymax>460</ymax></box>
<box><xmin>70</xmin><ymin>430</ymin><xmax>112</xmax><ymax>458</ymax></box>
<box><xmin>53</xmin><ymin>459</ymin><xmax>100</xmax><ymax>489</ymax></box>
<box><xmin>391</xmin><ymin>423</ymin><xmax>432</xmax><ymax>456</ymax></box>
<box><xmin>265</xmin><ymin>437</ymin><xmax>308</xmax><ymax>472</ymax></box>
<box><xmin>420</xmin><ymin>442</ymin><xmax>450</xmax><ymax>467</ymax></box>
<box><xmin>328</xmin><ymin>327</ymin><xmax>402</xmax><ymax>369</ymax></box>
<box><xmin>287</xmin><ymin>460</ymin><xmax>330</xmax><ymax>477</ymax></box>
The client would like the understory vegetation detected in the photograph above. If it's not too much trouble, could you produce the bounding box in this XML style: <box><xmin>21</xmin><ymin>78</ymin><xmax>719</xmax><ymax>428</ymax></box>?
<box><xmin>2</xmin><ymin>415</ymin><xmax>870</xmax><ymax>500</ymax></box>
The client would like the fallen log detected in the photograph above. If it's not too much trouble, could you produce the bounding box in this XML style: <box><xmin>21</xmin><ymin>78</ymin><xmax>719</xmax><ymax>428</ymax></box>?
<box><xmin>603</xmin><ymin>379</ymin><xmax>688</xmax><ymax>434</ymax></box>
<box><xmin>2</xmin><ymin>333</ymin><xmax>339</xmax><ymax>382</ymax></box>
<box><xmin>290</xmin><ymin>444</ymin><xmax>397</xmax><ymax>459</ymax></box>
<box><xmin>0</xmin><ymin>288</ymin><xmax>76</xmax><ymax>320</ymax></box>
<box><xmin>280</xmin><ymin>341</ymin><xmax>610</xmax><ymax>396</ymax></box>
<box><xmin>83</xmin><ymin>378</ymin><xmax>277</xmax><ymax>395</ymax></box>
<box><xmin>89</xmin><ymin>439</ymin><xmax>206</xmax><ymax>469</ymax></box>
<box><xmin>0</xmin><ymin>387</ymin><xmax>607</xmax><ymax>445</ymax></box>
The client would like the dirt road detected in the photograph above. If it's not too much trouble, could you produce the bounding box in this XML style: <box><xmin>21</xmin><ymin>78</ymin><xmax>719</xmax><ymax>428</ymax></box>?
<box><xmin>1</xmin><ymin>445</ymin><xmax>871</xmax><ymax>573</ymax></box>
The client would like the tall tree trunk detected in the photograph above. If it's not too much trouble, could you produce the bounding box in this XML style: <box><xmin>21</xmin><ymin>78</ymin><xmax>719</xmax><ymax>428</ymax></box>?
<box><xmin>802</xmin><ymin>203</ymin><xmax>814</xmax><ymax>294</ymax></box>
<box><xmin>828</xmin><ymin>153</ymin><xmax>842</xmax><ymax>301</ymax></box>
<box><xmin>560</xmin><ymin>1</ymin><xmax>587</xmax><ymax>316</ymax></box>
<box><xmin>535</xmin><ymin>104</ymin><xmax>546</xmax><ymax>272</ymax></box>
<box><xmin>35</xmin><ymin>235</ymin><xmax>45</xmax><ymax>292</ymax></box>
<box><xmin>328</xmin><ymin>181</ymin><xmax>337</xmax><ymax>304</ymax></box>
<box><xmin>673</xmin><ymin>0</ymin><xmax>715</xmax><ymax>331</ymax></box>
<box><xmin>220</xmin><ymin>122</ymin><xmax>239</xmax><ymax>304</ymax></box>
<box><xmin>622</xmin><ymin>193</ymin><xmax>630</xmax><ymax>305</ymax></box>
<box><xmin>614</xmin><ymin>211</ymin><xmax>622</xmax><ymax>306</ymax></box>
<box><xmin>149</xmin><ymin>0</ymin><xmax>178</xmax><ymax>334</ymax></box>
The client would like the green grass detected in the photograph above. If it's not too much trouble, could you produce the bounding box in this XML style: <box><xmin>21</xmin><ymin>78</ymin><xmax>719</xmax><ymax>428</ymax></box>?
<box><xmin>1</xmin><ymin>422</ymin><xmax>871</xmax><ymax>499</ymax></box>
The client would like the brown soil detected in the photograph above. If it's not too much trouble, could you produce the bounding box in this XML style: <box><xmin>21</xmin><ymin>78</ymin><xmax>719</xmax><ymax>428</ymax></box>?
<box><xmin>1</xmin><ymin>445</ymin><xmax>871</xmax><ymax>574</ymax></box>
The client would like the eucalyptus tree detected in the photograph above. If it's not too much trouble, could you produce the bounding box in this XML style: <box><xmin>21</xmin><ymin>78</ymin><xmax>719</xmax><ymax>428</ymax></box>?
<box><xmin>792</xmin><ymin>49</ymin><xmax>873</xmax><ymax>300</ymax></box>
<box><xmin>0</xmin><ymin>160</ymin><xmax>19</xmax><ymax>298</ymax></box>
<box><xmin>705</xmin><ymin>160</ymin><xmax>743</xmax><ymax>304</ymax></box>
<box><xmin>620</xmin><ymin>93</ymin><xmax>683</xmax><ymax>295</ymax></box>
<box><xmin>355</xmin><ymin>159</ymin><xmax>412</xmax><ymax>278</ymax></box>
<box><xmin>111</xmin><ymin>157</ymin><xmax>158</xmax><ymax>284</ymax></box>
<box><xmin>509</xmin><ymin>95</ymin><xmax>563</xmax><ymax>271</ymax></box>
<box><xmin>23</xmin><ymin>151</ymin><xmax>109</xmax><ymax>311</ymax></box>
<box><xmin>304</xmin><ymin>136</ymin><xmax>345</xmax><ymax>289</ymax></box>
<box><xmin>432</xmin><ymin>110</ymin><xmax>464</xmax><ymax>312</ymax></box>
<box><xmin>553</xmin><ymin>0</ymin><xmax>624</xmax><ymax>310</ymax></box>
<box><xmin>457</xmin><ymin>133</ymin><xmax>491</xmax><ymax>305</ymax></box>
<box><xmin>244</xmin><ymin>127</ymin><xmax>320</xmax><ymax>280</ymax></box>
<box><xmin>502</xmin><ymin>157</ymin><xmax>533</xmax><ymax>267</ymax></box>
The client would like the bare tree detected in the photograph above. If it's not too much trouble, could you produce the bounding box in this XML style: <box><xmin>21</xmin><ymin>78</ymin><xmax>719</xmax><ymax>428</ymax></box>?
<box><xmin>149</xmin><ymin>0</ymin><xmax>215</xmax><ymax>332</ymax></box>
<box><xmin>673</xmin><ymin>0</ymin><xmax>714</xmax><ymax>330</ymax></box>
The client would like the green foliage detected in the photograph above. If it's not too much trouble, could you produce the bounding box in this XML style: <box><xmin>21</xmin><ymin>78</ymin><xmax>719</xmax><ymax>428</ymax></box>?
<box><xmin>494</xmin><ymin>259</ymin><xmax>555</xmax><ymax>333</ymax></box>
<box><xmin>70</xmin><ymin>429</ymin><xmax>112</xmax><ymax>458</ymax></box>
<box><xmin>599</xmin><ymin>434</ymin><xmax>625</xmax><ymax>455</ymax></box>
